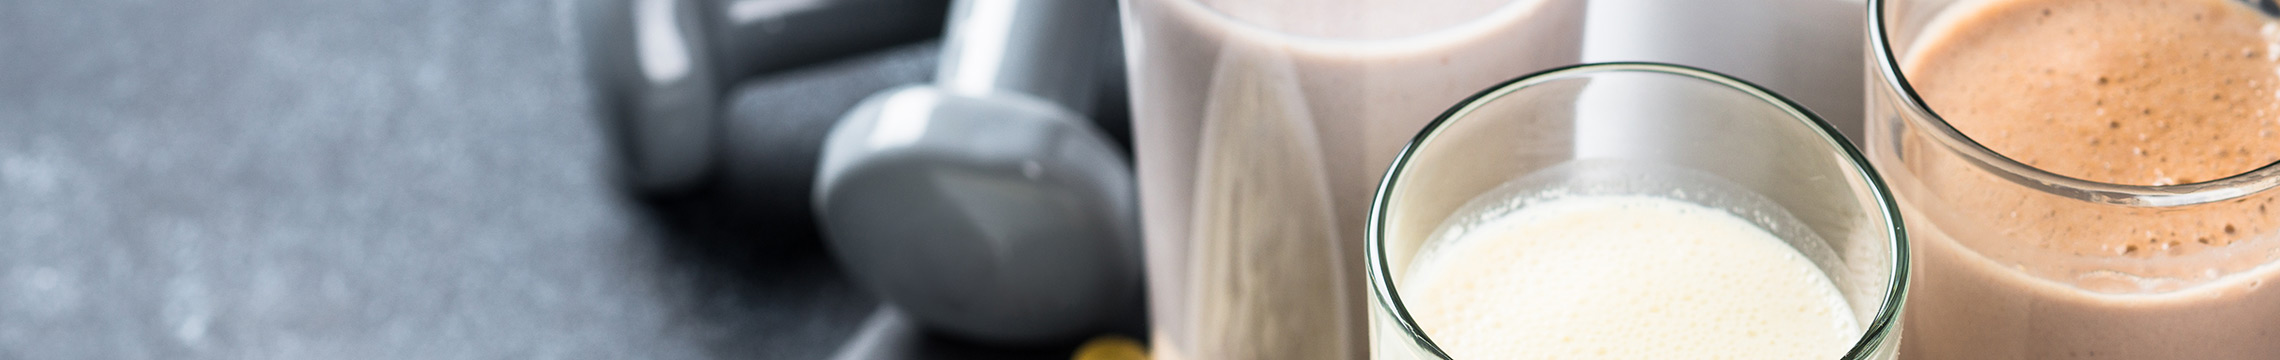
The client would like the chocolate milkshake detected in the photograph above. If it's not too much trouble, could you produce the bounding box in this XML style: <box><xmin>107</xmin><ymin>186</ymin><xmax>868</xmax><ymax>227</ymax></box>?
<box><xmin>1121</xmin><ymin>0</ymin><xmax>1584</xmax><ymax>359</ymax></box>
<box><xmin>1880</xmin><ymin>0</ymin><xmax>2280</xmax><ymax>358</ymax></box>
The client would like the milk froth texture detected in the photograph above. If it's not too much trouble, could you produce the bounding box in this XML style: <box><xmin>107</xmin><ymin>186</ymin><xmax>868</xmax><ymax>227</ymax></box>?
<box><xmin>1403</xmin><ymin>195</ymin><xmax>1858</xmax><ymax>360</ymax></box>
<box><xmin>1908</xmin><ymin>0</ymin><xmax>2280</xmax><ymax>186</ymax></box>
<box><xmin>1904</xmin><ymin>0</ymin><xmax>2280</xmax><ymax>258</ymax></box>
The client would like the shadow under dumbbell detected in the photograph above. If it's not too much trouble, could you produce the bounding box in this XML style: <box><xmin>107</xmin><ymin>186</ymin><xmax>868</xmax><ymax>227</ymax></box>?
<box><xmin>825</xmin><ymin>306</ymin><xmax>1078</xmax><ymax>360</ymax></box>
<box><xmin>638</xmin><ymin>183</ymin><xmax>879</xmax><ymax>359</ymax></box>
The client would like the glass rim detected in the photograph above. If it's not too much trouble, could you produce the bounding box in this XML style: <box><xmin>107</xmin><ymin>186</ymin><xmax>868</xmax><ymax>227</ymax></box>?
<box><xmin>1866</xmin><ymin>0</ymin><xmax>2280</xmax><ymax>207</ymax></box>
<box><xmin>1364</xmin><ymin>62</ymin><xmax>1911</xmax><ymax>360</ymax></box>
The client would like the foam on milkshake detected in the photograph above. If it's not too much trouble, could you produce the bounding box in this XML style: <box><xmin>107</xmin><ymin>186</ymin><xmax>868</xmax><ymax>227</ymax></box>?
<box><xmin>1903</xmin><ymin>0</ymin><xmax>2280</xmax><ymax>261</ymax></box>
<box><xmin>1403</xmin><ymin>194</ymin><xmax>1860</xmax><ymax>359</ymax></box>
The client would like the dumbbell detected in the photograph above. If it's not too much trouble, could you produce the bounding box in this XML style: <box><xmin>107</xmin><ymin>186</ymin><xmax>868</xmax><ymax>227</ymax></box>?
<box><xmin>812</xmin><ymin>0</ymin><xmax>1140</xmax><ymax>345</ymax></box>
<box><xmin>581</xmin><ymin>0</ymin><xmax>947</xmax><ymax>193</ymax></box>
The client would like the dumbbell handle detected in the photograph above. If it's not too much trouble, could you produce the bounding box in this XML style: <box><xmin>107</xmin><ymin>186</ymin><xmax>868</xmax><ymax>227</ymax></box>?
<box><xmin>934</xmin><ymin>0</ymin><xmax>1115</xmax><ymax>115</ymax></box>
<box><xmin>585</xmin><ymin>0</ymin><xmax>946</xmax><ymax>192</ymax></box>
<box><xmin>706</xmin><ymin>0</ymin><xmax>947</xmax><ymax>81</ymax></box>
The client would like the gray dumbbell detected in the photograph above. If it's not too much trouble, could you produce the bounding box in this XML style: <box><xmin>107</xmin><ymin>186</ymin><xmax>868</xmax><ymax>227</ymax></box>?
<box><xmin>581</xmin><ymin>0</ymin><xmax>945</xmax><ymax>193</ymax></box>
<box><xmin>813</xmin><ymin>0</ymin><xmax>1139</xmax><ymax>345</ymax></box>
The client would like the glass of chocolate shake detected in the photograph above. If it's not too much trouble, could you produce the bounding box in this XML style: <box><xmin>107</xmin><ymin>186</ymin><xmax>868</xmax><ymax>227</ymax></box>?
<box><xmin>1367</xmin><ymin>63</ymin><xmax>1908</xmax><ymax>359</ymax></box>
<box><xmin>1869</xmin><ymin>0</ymin><xmax>2280</xmax><ymax>358</ymax></box>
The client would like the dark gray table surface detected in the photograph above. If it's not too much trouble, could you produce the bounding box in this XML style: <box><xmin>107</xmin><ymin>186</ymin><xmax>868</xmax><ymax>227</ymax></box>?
<box><xmin>0</xmin><ymin>0</ymin><xmax>1101</xmax><ymax>358</ymax></box>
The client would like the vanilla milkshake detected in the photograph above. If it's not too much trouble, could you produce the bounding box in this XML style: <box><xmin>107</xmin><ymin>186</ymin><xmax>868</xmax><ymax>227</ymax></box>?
<box><xmin>1368</xmin><ymin>63</ymin><xmax>1906</xmax><ymax>359</ymax></box>
<box><xmin>1403</xmin><ymin>194</ymin><xmax>1861</xmax><ymax>360</ymax></box>
<box><xmin>1121</xmin><ymin>0</ymin><xmax>1584</xmax><ymax>358</ymax></box>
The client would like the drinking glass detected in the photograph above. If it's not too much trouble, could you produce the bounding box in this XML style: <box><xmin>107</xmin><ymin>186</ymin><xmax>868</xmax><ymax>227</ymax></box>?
<box><xmin>1367</xmin><ymin>62</ymin><xmax>1909</xmax><ymax>359</ymax></box>
<box><xmin>1867</xmin><ymin>0</ymin><xmax>2280</xmax><ymax>358</ymax></box>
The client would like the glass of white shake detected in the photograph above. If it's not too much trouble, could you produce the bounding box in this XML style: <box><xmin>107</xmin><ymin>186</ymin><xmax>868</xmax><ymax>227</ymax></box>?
<box><xmin>1365</xmin><ymin>63</ymin><xmax>1909</xmax><ymax>359</ymax></box>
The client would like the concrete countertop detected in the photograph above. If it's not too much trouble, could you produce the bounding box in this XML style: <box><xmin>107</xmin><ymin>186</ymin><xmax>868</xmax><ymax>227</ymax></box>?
<box><xmin>0</xmin><ymin>0</ymin><xmax>1069</xmax><ymax>358</ymax></box>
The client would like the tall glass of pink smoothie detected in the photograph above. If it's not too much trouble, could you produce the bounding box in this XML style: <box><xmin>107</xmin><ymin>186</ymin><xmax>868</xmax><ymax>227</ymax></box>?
<box><xmin>1120</xmin><ymin>1</ymin><xmax>1584</xmax><ymax>359</ymax></box>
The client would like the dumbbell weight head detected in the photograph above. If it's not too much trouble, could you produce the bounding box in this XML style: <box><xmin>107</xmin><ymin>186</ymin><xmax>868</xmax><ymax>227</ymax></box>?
<box><xmin>814</xmin><ymin>85</ymin><xmax>1142</xmax><ymax>344</ymax></box>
